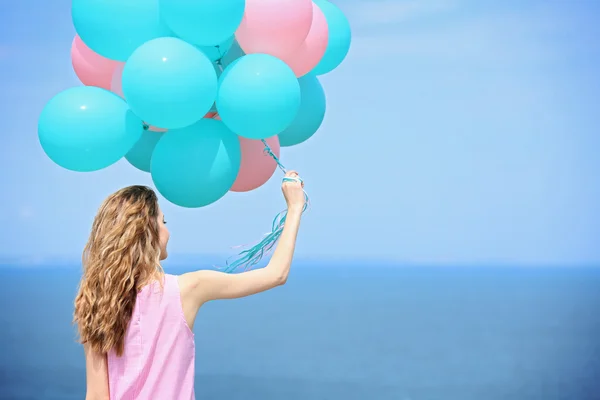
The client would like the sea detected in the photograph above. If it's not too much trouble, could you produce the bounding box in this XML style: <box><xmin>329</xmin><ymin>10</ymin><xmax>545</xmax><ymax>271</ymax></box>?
<box><xmin>0</xmin><ymin>264</ymin><xmax>599</xmax><ymax>400</ymax></box>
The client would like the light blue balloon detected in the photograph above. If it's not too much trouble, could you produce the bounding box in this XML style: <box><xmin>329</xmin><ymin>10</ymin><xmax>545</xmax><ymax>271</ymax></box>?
<box><xmin>72</xmin><ymin>0</ymin><xmax>173</xmax><ymax>62</ymax></box>
<box><xmin>38</xmin><ymin>86</ymin><xmax>143</xmax><ymax>172</ymax></box>
<box><xmin>197</xmin><ymin>36</ymin><xmax>235</xmax><ymax>62</ymax></box>
<box><xmin>151</xmin><ymin>119</ymin><xmax>241</xmax><ymax>208</ymax></box>
<box><xmin>211</xmin><ymin>39</ymin><xmax>243</xmax><ymax>113</ymax></box>
<box><xmin>220</xmin><ymin>39</ymin><xmax>246</xmax><ymax>68</ymax></box>
<box><xmin>312</xmin><ymin>0</ymin><xmax>351</xmax><ymax>75</ymax></box>
<box><xmin>160</xmin><ymin>0</ymin><xmax>245</xmax><ymax>46</ymax></box>
<box><xmin>278</xmin><ymin>74</ymin><xmax>326</xmax><ymax>147</ymax></box>
<box><xmin>125</xmin><ymin>129</ymin><xmax>165</xmax><ymax>172</ymax></box>
<box><xmin>122</xmin><ymin>37</ymin><xmax>218</xmax><ymax>129</ymax></box>
<box><xmin>217</xmin><ymin>54</ymin><xmax>301</xmax><ymax>140</ymax></box>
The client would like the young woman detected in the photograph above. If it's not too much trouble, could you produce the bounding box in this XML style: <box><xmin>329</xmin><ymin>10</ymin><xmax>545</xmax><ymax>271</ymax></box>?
<box><xmin>73</xmin><ymin>171</ymin><xmax>306</xmax><ymax>400</ymax></box>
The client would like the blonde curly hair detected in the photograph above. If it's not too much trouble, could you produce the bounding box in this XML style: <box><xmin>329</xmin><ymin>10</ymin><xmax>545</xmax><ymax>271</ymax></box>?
<box><xmin>73</xmin><ymin>185</ymin><xmax>164</xmax><ymax>356</ymax></box>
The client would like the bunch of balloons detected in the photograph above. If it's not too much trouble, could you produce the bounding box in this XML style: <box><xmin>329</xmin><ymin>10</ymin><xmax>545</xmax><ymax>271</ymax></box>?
<box><xmin>38</xmin><ymin>0</ymin><xmax>351</xmax><ymax>208</ymax></box>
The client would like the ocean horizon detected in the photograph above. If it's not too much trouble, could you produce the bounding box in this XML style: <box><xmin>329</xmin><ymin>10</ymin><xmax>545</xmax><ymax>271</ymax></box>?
<box><xmin>1</xmin><ymin>263</ymin><xmax>599</xmax><ymax>399</ymax></box>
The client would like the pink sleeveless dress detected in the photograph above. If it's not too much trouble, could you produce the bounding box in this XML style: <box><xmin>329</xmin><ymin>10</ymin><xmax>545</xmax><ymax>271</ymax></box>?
<box><xmin>107</xmin><ymin>274</ymin><xmax>196</xmax><ymax>399</ymax></box>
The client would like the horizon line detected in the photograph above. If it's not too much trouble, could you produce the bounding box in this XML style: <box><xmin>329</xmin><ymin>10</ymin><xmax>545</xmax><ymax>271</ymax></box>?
<box><xmin>0</xmin><ymin>253</ymin><xmax>598</xmax><ymax>269</ymax></box>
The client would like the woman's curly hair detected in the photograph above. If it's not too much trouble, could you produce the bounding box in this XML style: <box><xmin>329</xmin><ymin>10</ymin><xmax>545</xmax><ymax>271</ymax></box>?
<box><xmin>73</xmin><ymin>185</ymin><xmax>163</xmax><ymax>356</ymax></box>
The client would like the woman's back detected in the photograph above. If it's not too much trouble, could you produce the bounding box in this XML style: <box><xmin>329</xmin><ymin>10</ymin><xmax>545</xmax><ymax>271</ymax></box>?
<box><xmin>107</xmin><ymin>273</ymin><xmax>195</xmax><ymax>400</ymax></box>
<box><xmin>78</xmin><ymin>181</ymin><xmax>305</xmax><ymax>399</ymax></box>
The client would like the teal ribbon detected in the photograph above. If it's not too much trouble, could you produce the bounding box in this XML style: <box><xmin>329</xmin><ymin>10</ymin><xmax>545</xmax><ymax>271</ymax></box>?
<box><xmin>221</xmin><ymin>140</ymin><xmax>309</xmax><ymax>272</ymax></box>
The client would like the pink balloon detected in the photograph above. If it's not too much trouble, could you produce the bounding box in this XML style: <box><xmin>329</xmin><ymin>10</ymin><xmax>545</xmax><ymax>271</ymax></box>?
<box><xmin>71</xmin><ymin>35</ymin><xmax>122</xmax><ymax>90</ymax></box>
<box><xmin>110</xmin><ymin>63</ymin><xmax>125</xmax><ymax>98</ymax></box>
<box><xmin>231</xmin><ymin>136</ymin><xmax>281</xmax><ymax>192</ymax></box>
<box><xmin>147</xmin><ymin>125</ymin><xmax>168</xmax><ymax>133</ymax></box>
<box><xmin>280</xmin><ymin>2</ymin><xmax>329</xmax><ymax>77</ymax></box>
<box><xmin>235</xmin><ymin>0</ymin><xmax>313</xmax><ymax>59</ymax></box>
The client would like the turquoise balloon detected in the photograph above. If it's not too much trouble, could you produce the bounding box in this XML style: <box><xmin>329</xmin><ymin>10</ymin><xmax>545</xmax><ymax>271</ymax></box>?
<box><xmin>38</xmin><ymin>86</ymin><xmax>143</xmax><ymax>172</ymax></box>
<box><xmin>125</xmin><ymin>129</ymin><xmax>165</xmax><ymax>172</ymax></box>
<box><xmin>160</xmin><ymin>0</ymin><xmax>245</xmax><ymax>46</ymax></box>
<box><xmin>122</xmin><ymin>37</ymin><xmax>217</xmax><ymax>130</ymax></box>
<box><xmin>220</xmin><ymin>39</ymin><xmax>245</xmax><ymax>68</ymax></box>
<box><xmin>72</xmin><ymin>0</ymin><xmax>173</xmax><ymax>62</ymax></box>
<box><xmin>279</xmin><ymin>74</ymin><xmax>326</xmax><ymax>147</ymax></box>
<box><xmin>217</xmin><ymin>54</ymin><xmax>301</xmax><ymax>140</ymax></box>
<box><xmin>151</xmin><ymin>119</ymin><xmax>241</xmax><ymax>208</ymax></box>
<box><xmin>208</xmin><ymin>62</ymin><xmax>224</xmax><ymax>113</ymax></box>
<box><xmin>197</xmin><ymin>36</ymin><xmax>235</xmax><ymax>62</ymax></box>
<box><xmin>312</xmin><ymin>0</ymin><xmax>351</xmax><ymax>75</ymax></box>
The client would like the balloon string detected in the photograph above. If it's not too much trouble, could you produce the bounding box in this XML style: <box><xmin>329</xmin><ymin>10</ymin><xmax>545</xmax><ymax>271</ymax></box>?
<box><xmin>261</xmin><ymin>140</ymin><xmax>287</xmax><ymax>174</ymax></box>
<box><xmin>208</xmin><ymin>125</ymin><xmax>309</xmax><ymax>273</ymax></box>
<box><xmin>146</xmin><ymin>47</ymin><xmax>305</xmax><ymax>271</ymax></box>
<box><xmin>215</xmin><ymin>45</ymin><xmax>225</xmax><ymax>72</ymax></box>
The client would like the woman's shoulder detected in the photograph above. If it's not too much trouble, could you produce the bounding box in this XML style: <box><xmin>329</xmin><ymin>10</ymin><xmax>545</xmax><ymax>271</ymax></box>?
<box><xmin>163</xmin><ymin>272</ymin><xmax>185</xmax><ymax>295</ymax></box>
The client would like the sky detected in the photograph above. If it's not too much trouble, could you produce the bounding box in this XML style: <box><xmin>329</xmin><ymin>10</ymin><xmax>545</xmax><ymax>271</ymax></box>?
<box><xmin>1</xmin><ymin>0</ymin><xmax>599</xmax><ymax>266</ymax></box>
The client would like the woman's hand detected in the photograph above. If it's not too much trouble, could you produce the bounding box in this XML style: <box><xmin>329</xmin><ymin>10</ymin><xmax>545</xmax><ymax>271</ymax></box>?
<box><xmin>282</xmin><ymin>170</ymin><xmax>305</xmax><ymax>212</ymax></box>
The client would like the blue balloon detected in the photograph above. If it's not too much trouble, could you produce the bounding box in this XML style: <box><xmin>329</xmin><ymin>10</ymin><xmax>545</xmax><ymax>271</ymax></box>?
<box><xmin>278</xmin><ymin>74</ymin><xmax>326</xmax><ymax>147</ymax></box>
<box><xmin>197</xmin><ymin>36</ymin><xmax>235</xmax><ymax>62</ymax></box>
<box><xmin>160</xmin><ymin>0</ymin><xmax>245</xmax><ymax>46</ymax></box>
<box><xmin>125</xmin><ymin>129</ymin><xmax>165</xmax><ymax>172</ymax></box>
<box><xmin>220</xmin><ymin>39</ymin><xmax>246</xmax><ymax>68</ymax></box>
<box><xmin>151</xmin><ymin>119</ymin><xmax>241</xmax><ymax>208</ymax></box>
<box><xmin>72</xmin><ymin>0</ymin><xmax>173</xmax><ymax>62</ymax></box>
<box><xmin>122</xmin><ymin>37</ymin><xmax>217</xmax><ymax>129</ymax></box>
<box><xmin>38</xmin><ymin>87</ymin><xmax>143</xmax><ymax>172</ymax></box>
<box><xmin>217</xmin><ymin>54</ymin><xmax>301</xmax><ymax>140</ymax></box>
<box><xmin>312</xmin><ymin>0</ymin><xmax>351</xmax><ymax>75</ymax></box>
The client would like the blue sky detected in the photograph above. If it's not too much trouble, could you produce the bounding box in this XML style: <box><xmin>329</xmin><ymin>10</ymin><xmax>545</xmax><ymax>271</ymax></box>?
<box><xmin>1</xmin><ymin>0</ymin><xmax>599</xmax><ymax>266</ymax></box>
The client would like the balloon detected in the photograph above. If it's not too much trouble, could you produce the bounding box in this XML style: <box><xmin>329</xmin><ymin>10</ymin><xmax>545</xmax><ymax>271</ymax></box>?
<box><xmin>111</xmin><ymin>64</ymin><xmax>196</xmax><ymax>128</ymax></box>
<box><xmin>231</xmin><ymin>136</ymin><xmax>280</xmax><ymax>192</ymax></box>
<box><xmin>236</xmin><ymin>0</ymin><xmax>313</xmax><ymax>59</ymax></box>
<box><xmin>112</xmin><ymin>61</ymin><xmax>194</xmax><ymax>128</ymax></box>
<box><xmin>71</xmin><ymin>36</ymin><xmax>122</xmax><ymax>90</ymax></box>
<box><xmin>126</xmin><ymin>129</ymin><xmax>164</xmax><ymax>172</ymax></box>
<box><xmin>278</xmin><ymin>74</ymin><xmax>326</xmax><ymax>147</ymax></box>
<box><xmin>197</xmin><ymin>36</ymin><xmax>235</xmax><ymax>62</ymax></box>
<box><xmin>207</xmin><ymin>62</ymin><xmax>224</xmax><ymax>113</ymax></box>
<box><xmin>110</xmin><ymin>63</ymin><xmax>125</xmax><ymax>98</ymax></box>
<box><xmin>122</xmin><ymin>37</ymin><xmax>218</xmax><ymax>129</ymax></box>
<box><xmin>125</xmin><ymin>129</ymin><xmax>164</xmax><ymax>172</ymax></box>
<box><xmin>217</xmin><ymin>54</ymin><xmax>300</xmax><ymax>140</ymax></box>
<box><xmin>113</xmin><ymin>60</ymin><xmax>217</xmax><ymax>123</ymax></box>
<box><xmin>220</xmin><ymin>39</ymin><xmax>245</xmax><ymax>68</ymax></box>
<box><xmin>111</xmin><ymin>65</ymin><xmax>170</xmax><ymax>133</ymax></box>
<box><xmin>312</xmin><ymin>0</ymin><xmax>351</xmax><ymax>75</ymax></box>
<box><xmin>38</xmin><ymin>86</ymin><xmax>143</xmax><ymax>172</ymax></box>
<box><xmin>72</xmin><ymin>0</ymin><xmax>173</xmax><ymax>62</ymax></box>
<box><xmin>148</xmin><ymin>125</ymin><xmax>168</xmax><ymax>132</ymax></box>
<box><xmin>279</xmin><ymin>2</ymin><xmax>328</xmax><ymax>77</ymax></box>
<box><xmin>151</xmin><ymin>119</ymin><xmax>241</xmax><ymax>208</ymax></box>
<box><xmin>159</xmin><ymin>0</ymin><xmax>245</xmax><ymax>46</ymax></box>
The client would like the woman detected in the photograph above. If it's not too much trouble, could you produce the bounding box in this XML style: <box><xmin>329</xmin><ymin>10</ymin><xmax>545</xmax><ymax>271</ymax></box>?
<box><xmin>73</xmin><ymin>171</ymin><xmax>306</xmax><ymax>400</ymax></box>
